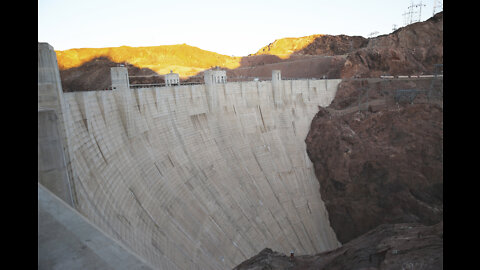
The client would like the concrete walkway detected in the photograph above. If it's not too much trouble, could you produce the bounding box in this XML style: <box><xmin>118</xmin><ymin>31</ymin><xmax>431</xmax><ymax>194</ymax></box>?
<box><xmin>38</xmin><ymin>183</ymin><xmax>155</xmax><ymax>270</ymax></box>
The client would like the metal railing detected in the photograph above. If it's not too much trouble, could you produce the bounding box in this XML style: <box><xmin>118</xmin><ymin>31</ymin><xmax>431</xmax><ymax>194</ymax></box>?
<box><xmin>127</xmin><ymin>76</ymin><xmax>333</xmax><ymax>88</ymax></box>
<box><xmin>129</xmin><ymin>82</ymin><xmax>204</xmax><ymax>89</ymax></box>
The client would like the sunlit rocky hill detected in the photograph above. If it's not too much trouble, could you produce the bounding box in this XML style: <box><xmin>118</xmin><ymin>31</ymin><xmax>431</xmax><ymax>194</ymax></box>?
<box><xmin>55</xmin><ymin>44</ymin><xmax>242</xmax><ymax>77</ymax></box>
<box><xmin>253</xmin><ymin>34</ymin><xmax>368</xmax><ymax>58</ymax></box>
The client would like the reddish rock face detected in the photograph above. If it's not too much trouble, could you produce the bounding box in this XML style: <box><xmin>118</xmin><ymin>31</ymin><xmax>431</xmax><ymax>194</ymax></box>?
<box><xmin>341</xmin><ymin>12</ymin><xmax>443</xmax><ymax>78</ymax></box>
<box><xmin>292</xmin><ymin>35</ymin><xmax>369</xmax><ymax>56</ymax></box>
<box><xmin>305</xmin><ymin>79</ymin><xmax>443</xmax><ymax>244</ymax></box>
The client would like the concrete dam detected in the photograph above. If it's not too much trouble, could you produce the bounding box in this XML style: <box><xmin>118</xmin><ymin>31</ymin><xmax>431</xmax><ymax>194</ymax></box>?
<box><xmin>38</xmin><ymin>43</ymin><xmax>342</xmax><ymax>269</ymax></box>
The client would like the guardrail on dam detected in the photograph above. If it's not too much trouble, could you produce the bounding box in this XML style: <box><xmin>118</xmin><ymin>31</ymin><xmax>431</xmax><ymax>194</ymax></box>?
<box><xmin>38</xmin><ymin>42</ymin><xmax>342</xmax><ymax>269</ymax></box>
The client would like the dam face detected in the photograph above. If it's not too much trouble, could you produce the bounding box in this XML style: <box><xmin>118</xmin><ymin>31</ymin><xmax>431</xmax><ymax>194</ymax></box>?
<box><xmin>38</xmin><ymin>43</ymin><xmax>342</xmax><ymax>269</ymax></box>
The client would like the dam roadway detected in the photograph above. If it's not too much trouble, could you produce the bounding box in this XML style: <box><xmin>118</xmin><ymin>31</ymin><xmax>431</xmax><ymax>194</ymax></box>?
<box><xmin>38</xmin><ymin>43</ymin><xmax>342</xmax><ymax>269</ymax></box>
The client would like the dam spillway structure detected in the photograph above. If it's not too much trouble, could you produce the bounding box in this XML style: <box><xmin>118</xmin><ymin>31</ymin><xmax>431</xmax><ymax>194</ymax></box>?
<box><xmin>38</xmin><ymin>42</ymin><xmax>343</xmax><ymax>269</ymax></box>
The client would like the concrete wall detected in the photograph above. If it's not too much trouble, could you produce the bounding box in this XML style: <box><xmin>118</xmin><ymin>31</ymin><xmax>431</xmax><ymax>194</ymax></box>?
<box><xmin>38</xmin><ymin>108</ymin><xmax>73</xmax><ymax>206</ymax></box>
<box><xmin>111</xmin><ymin>67</ymin><xmax>130</xmax><ymax>90</ymax></box>
<box><xmin>59</xmin><ymin>78</ymin><xmax>342</xmax><ymax>269</ymax></box>
<box><xmin>165</xmin><ymin>72</ymin><xmax>180</xmax><ymax>86</ymax></box>
<box><xmin>204</xmin><ymin>70</ymin><xmax>227</xmax><ymax>84</ymax></box>
<box><xmin>38</xmin><ymin>43</ymin><xmax>63</xmax><ymax>112</ymax></box>
<box><xmin>272</xmin><ymin>70</ymin><xmax>282</xmax><ymax>106</ymax></box>
<box><xmin>38</xmin><ymin>43</ymin><xmax>75</xmax><ymax>207</ymax></box>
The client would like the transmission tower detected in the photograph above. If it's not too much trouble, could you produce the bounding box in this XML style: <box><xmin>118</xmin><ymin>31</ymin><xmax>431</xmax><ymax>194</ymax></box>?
<box><xmin>402</xmin><ymin>10</ymin><xmax>411</xmax><ymax>26</ymax></box>
<box><xmin>368</xmin><ymin>31</ymin><xmax>379</xmax><ymax>38</ymax></box>
<box><xmin>402</xmin><ymin>2</ymin><xmax>415</xmax><ymax>26</ymax></box>
<box><xmin>403</xmin><ymin>1</ymin><xmax>426</xmax><ymax>26</ymax></box>
<box><xmin>368</xmin><ymin>31</ymin><xmax>379</xmax><ymax>47</ymax></box>
<box><xmin>433</xmin><ymin>0</ymin><xmax>443</xmax><ymax>15</ymax></box>
<box><xmin>417</xmin><ymin>1</ymin><xmax>426</xmax><ymax>22</ymax></box>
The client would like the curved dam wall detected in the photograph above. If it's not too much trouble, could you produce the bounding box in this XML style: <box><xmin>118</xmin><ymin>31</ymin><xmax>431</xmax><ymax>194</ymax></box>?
<box><xmin>60</xmin><ymin>79</ymin><xmax>341</xmax><ymax>269</ymax></box>
<box><xmin>39</xmin><ymin>44</ymin><xmax>343</xmax><ymax>269</ymax></box>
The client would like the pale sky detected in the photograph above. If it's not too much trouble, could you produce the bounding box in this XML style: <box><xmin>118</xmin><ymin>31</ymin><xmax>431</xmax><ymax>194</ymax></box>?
<box><xmin>38</xmin><ymin>0</ymin><xmax>442</xmax><ymax>56</ymax></box>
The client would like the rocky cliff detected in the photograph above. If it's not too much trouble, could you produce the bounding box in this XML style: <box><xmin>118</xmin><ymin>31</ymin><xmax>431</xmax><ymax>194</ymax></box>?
<box><xmin>234</xmin><ymin>222</ymin><xmax>443</xmax><ymax>270</ymax></box>
<box><xmin>301</xmin><ymin>11</ymin><xmax>443</xmax><ymax>247</ymax></box>
<box><xmin>341</xmin><ymin>12</ymin><xmax>443</xmax><ymax>78</ymax></box>
<box><xmin>305</xmin><ymin>78</ymin><xmax>443</xmax><ymax>244</ymax></box>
